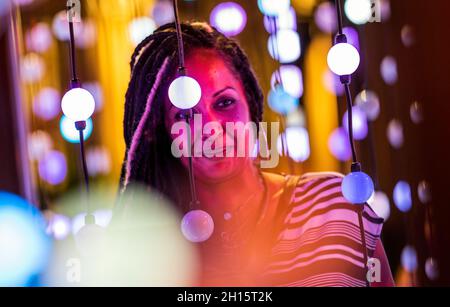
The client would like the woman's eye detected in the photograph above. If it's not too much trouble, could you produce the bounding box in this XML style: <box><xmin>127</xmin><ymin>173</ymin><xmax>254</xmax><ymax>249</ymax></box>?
<box><xmin>215</xmin><ymin>98</ymin><xmax>236</xmax><ymax>109</ymax></box>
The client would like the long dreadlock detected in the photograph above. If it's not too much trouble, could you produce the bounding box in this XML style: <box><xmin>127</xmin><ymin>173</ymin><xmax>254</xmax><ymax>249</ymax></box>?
<box><xmin>120</xmin><ymin>21</ymin><xmax>264</xmax><ymax>212</ymax></box>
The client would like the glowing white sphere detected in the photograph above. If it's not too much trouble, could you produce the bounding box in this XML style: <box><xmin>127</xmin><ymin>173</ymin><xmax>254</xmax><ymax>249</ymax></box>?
<box><xmin>355</xmin><ymin>90</ymin><xmax>380</xmax><ymax>121</ymax></box>
<box><xmin>210</xmin><ymin>2</ymin><xmax>247</xmax><ymax>37</ymax></box>
<box><xmin>257</xmin><ymin>0</ymin><xmax>290</xmax><ymax>17</ymax></box>
<box><xmin>327</xmin><ymin>43</ymin><xmax>360</xmax><ymax>76</ymax></box>
<box><xmin>181</xmin><ymin>210</ymin><xmax>214</xmax><ymax>243</ymax></box>
<box><xmin>168</xmin><ymin>76</ymin><xmax>202</xmax><ymax>109</ymax></box>
<box><xmin>61</xmin><ymin>87</ymin><xmax>95</xmax><ymax>122</ymax></box>
<box><xmin>367</xmin><ymin>191</ymin><xmax>391</xmax><ymax>221</ymax></box>
<box><xmin>268</xmin><ymin>29</ymin><xmax>301</xmax><ymax>63</ymax></box>
<box><xmin>74</xmin><ymin>223</ymin><xmax>106</xmax><ymax>257</ymax></box>
<box><xmin>277</xmin><ymin>126</ymin><xmax>310</xmax><ymax>162</ymax></box>
<box><xmin>28</xmin><ymin>130</ymin><xmax>53</xmax><ymax>161</ymax></box>
<box><xmin>344</xmin><ymin>0</ymin><xmax>373</xmax><ymax>25</ymax></box>
<box><xmin>314</xmin><ymin>2</ymin><xmax>337</xmax><ymax>33</ymax></box>
<box><xmin>46</xmin><ymin>213</ymin><xmax>71</xmax><ymax>240</ymax></box>
<box><xmin>152</xmin><ymin>0</ymin><xmax>175</xmax><ymax>26</ymax></box>
<box><xmin>21</xmin><ymin>53</ymin><xmax>45</xmax><ymax>83</ymax></box>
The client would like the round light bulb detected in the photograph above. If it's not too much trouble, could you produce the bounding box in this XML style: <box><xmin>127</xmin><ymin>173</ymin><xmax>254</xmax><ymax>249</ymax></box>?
<box><xmin>344</xmin><ymin>0</ymin><xmax>373</xmax><ymax>25</ymax></box>
<box><xmin>181</xmin><ymin>210</ymin><xmax>214</xmax><ymax>243</ymax></box>
<box><xmin>168</xmin><ymin>76</ymin><xmax>202</xmax><ymax>110</ymax></box>
<box><xmin>61</xmin><ymin>87</ymin><xmax>95</xmax><ymax>122</ymax></box>
<box><xmin>327</xmin><ymin>43</ymin><xmax>360</xmax><ymax>76</ymax></box>
<box><xmin>341</xmin><ymin>171</ymin><xmax>374</xmax><ymax>204</ymax></box>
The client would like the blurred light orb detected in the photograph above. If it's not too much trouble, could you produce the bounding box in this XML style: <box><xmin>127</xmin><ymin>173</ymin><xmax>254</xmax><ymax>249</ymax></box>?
<box><xmin>152</xmin><ymin>0</ymin><xmax>175</xmax><ymax>26</ymax></box>
<box><xmin>323</xmin><ymin>70</ymin><xmax>344</xmax><ymax>96</ymax></box>
<box><xmin>343</xmin><ymin>106</ymin><xmax>368</xmax><ymax>140</ymax></box>
<box><xmin>21</xmin><ymin>53</ymin><xmax>45</xmax><ymax>83</ymax></box>
<box><xmin>380</xmin><ymin>0</ymin><xmax>391</xmax><ymax>22</ymax></box>
<box><xmin>29</xmin><ymin>130</ymin><xmax>53</xmax><ymax>161</ymax></box>
<box><xmin>410</xmin><ymin>101</ymin><xmax>423</xmax><ymax>124</ymax></box>
<box><xmin>425</xmin><ymin>257</ymin><xmax>439</xmax><ymax>281</ymax></box>
<box><xmin>393</xmin><ymin>180</ymin><xmax>412</xmax><ymax>212</ymax></box>
<box><xmin>61</xmin><ymin>87</ymin><xmax>95</xmax><ymax>122</ymax></box>
<box><xmin>25</xmin><ymin>22</ymin><xmax>52</xmax><ymax>53</ymax></box>
<box><xmin>86</xmin><ymin>147</ymin><xmax>112</xmax><ymax>176</ymax></box>
<box><xmin>270</xmin><ymin>65</ymin><xmax>303</xmax><ymax>98</ymax></box>
<box><xmin>268</xmin><ymin>29</ymin><xmax>301</xmax><ymax>63</ymax></box>
<box><xmin>0</xmin><ymin>191</ymin><xmax>51</xmax><ymax>286</ymax></box>
<box><xmin>83</xmin><ymin>82</ymin><xmax>103</xmax><ymax>112</ymax></box>
<box><xmin>286</xmin><ymin>108</ymin><xmax>306</xmax><ymax>127</ymax></box>
<box><xmin>314</xmin><ymin>2</ymin><xmax>337</xmax><ymax>34</ymax></box>
<box><xmin>418</xmin><ymin>180</ymin><xmax>432</xmax><ymax>204</ymax></box>
<box><xmin>387</xmin><ymin>119</ymin><xmax>404</xmax><ymax>149</ymax></box>
<box><xmin>33</xmin><ymin>87</ymin><xmax>61</xmax><ymax>120</ymax></box>
<box><xmin>341</xmin><ymin>171</ymin><xmax>374</xmax><ymax>204</ymax></box>
<box><xmin>38</xmin><ymin>150</ymin><xmax>67</xmax><ymax>185</ymax></box>
<box><xmin>210</xmin><ymin>2</ymin><xmax>247</xmax><ymax>37</ymax></box>
<box><xmin>257</xmin><ymin>0</ymin><xmax>290</xmax><ymax>17</ymax></box>
<box><xmin>268</xmin><ymin>86</ymin><xmax>299</xmax><ymax>115</ymax></box>
<box><xmin>401</xmin><ymin>25</ymin><xmax>415</xmax><ymax>47</ymax></box>
<box><xmin>328</xmin><ymin>127</ymin><xmax>352</xmax><ymax>161</ymax></box>
<box><xmin>327</xmin><ymin>43</ymin><xmax>360</xmax><ymax>76</ymax></box>
<box><xmin>380</xmin><ymin>56</ymin><xmax>398</xmax><ymax>85</ymax></box>
<box><xmin>264</xmin><ymin>6</ymin><xmax>297</xmax><ymax>33</ymax></box>
<box><xmin>60</xmin><ymin>115</ymin><xmax>93</xmax><ymax>143</ymax></box>
<box><xmin>46</xmin><ymin>213</ymin><xmax>71</xmax><ymax>240</ymax></box>
<box><xmin>355</xmin><ymin>90</ymin><xmax>380</xmax><ymax>121</ymax></box>
<box><xmin>75</xmin><ymin>223</ymin><xmax>106</xmax><ymax>257</ymax></box>
<box><xmin>72</xmin><ymin>210</ymin><xmax>113</xmax><ymax>235</ymax></box>
<box><xmin>344</xmin><ymin>0</ymin><xmax>372</xmax><ymax>25</ymax></box>
<box><xmin>52</xmin><ymin>10</ymin><xmax>83</xmax><ymax>41</ymax></box>
<box><xmin>401</xmin><ymin>245</ymin><xmax>418</xmax><ymax>273</ymax></box>
<box><xmin>128</xmin><ymin>17</ymin><xmax>156</xmax><ymax>47</ymax></box>
<box><xmin>181</xmin><ymin>210</ymin><xmax>214</xmax><ymax>243</ymax></box>
<box><xmin>0</xmin><ymin>0</ymin><xmax>12</xmax><ymax>17</ymax></box>
<box><xmin>168</xmin><ymin>76</ymin><xmax>202</xmax><ymax>109</ymax></box>
<box><xmin>343</xmin><ymin>27</ymin><xmax>360</xmax><ymax>51</ymax></box>
<box><xmin>77</xmin><ymin>20</ymin><xmax>97</xmax><ymax>49</ymax></box>
<box><xmin>367</xmin><ymin>191</ymin><xmax>391</xmax><ymax>221</ymax></box>
<box><xmin>277</xmin><ymin>126</ymin><xmax>310</xmax><ymax>162</ymax></box>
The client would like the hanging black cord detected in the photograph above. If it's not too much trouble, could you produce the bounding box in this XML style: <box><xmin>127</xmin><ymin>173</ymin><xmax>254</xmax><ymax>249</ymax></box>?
<box><xmin>344</xmin><ymin>83</ymin><xmax>358</xmax><ymax>163</ymax></box>
<box><xmin>67</xmin><ymin>3</ymin><xmax>78</xmax><ymax>83</ymax></box>
<box><xmin>78</xmin><ymin>129</ymin><xmax>90</xmax><ymax>196</ymax></box>
<box><xmin>172</xmin><ymin>0</ymin><xmax>185</xmax><ymax>73</ymax></box>
<box><xmin>335</xmin><ymin>0</ymin><xmax>344</xmax><ymax>35</ymax></box>
<box><xmin>185</xmin><ymin>111</ymin><xmax>198</xmax><ymax>207</ymax></box>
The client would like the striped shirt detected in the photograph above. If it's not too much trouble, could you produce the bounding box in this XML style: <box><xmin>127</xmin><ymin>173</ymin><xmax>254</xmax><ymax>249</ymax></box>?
<box><xmin>199</xmin><ymin>171</ymin><xmax>384</xmax><ymax>287</ymax></box>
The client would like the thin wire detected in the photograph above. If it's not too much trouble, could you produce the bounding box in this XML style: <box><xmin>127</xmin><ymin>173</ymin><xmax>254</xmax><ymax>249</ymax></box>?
<box><xmin>344</xmin><ymin>84</ymin><xmax>357</xmax><ymax>163</ymax></box>
<box><xmin>185</xmin><ymin>111</ymin><xmax>198</xmax><ymax>207</ymax></box>
<box><xmin>172</xmin><ymin>0</ymin><xmax>185</xmax><ymax>71</ymax></box>
<box><xmin>335</xmin><ymin>0</ymin><xmax>344</xmax><ymax>35</ymax></box>
<box><xmin>67</xmin><ymin>5</ymin><xmax>78</xmax><ymax>82</ymax></box>
<box><xmin>78</xmin><ymin>129</ymin><xmax>90</xmax><ymax>213</ymax></box>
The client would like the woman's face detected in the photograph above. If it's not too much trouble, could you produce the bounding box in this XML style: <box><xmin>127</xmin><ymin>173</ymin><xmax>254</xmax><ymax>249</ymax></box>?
<box><xmin>163</xmin><ymin>48</ymin><xmax>254</xmax><ymax>184</ymax></box>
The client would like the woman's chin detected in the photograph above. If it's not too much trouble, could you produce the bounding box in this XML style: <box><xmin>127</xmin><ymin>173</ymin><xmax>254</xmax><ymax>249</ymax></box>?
<box><xmin>193</xmin><ymin>157</ymin><xmax>245</xmax><ymax>183</ymax></box>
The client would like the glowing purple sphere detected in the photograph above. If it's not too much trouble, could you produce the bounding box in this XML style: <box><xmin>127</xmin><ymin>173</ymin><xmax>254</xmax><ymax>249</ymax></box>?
<box><xmin>181</xmin><ymin>210</ymin><xmax>214</xmax><ymax>243</ymax></box>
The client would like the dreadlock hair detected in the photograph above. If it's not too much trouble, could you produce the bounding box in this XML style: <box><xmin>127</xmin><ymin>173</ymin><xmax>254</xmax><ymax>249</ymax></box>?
<box><xmin>120</xmin><ymin>21</ymin><xmax>264</xmax><ymax>213</ymax></box>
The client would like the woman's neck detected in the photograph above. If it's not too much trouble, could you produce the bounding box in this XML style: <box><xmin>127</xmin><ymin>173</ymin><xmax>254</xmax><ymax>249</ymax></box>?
<box><xmin>195</xmin><ymin>161</ymin><xmax>264</xmax><ymax>217</ymax></box>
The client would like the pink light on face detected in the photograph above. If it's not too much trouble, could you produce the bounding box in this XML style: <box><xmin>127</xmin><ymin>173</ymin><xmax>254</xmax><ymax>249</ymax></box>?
<box><xmin>314</xmin><ymin>2</ymin><xmax>337</xmax><ymax>34</ymax></box>
<box><xmin>32</xmin><ymin>87</ymin><xmax>61</xmax><ymax>120</ymax></box>
<box><xmin>38</xmin><ymin>150</ymin><xmax>67</xmax><ymax>185</ymax></box>
<box><xmin>25</xmin><ymin>22</ymin><xmax>52</xmax><ymax>53</ymax></box>
<box><xmin>328</xmin><ymin>127</ymin><xmax>352</xmax><ymax>161</ymax></box>
<box><xmin>210</xmin><ymin>2</ymin><xmax>247</xmax><ymax>37</ymax></box>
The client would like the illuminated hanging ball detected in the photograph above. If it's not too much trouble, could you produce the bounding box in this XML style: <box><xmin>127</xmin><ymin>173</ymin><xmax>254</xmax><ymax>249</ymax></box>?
<box><xmin>263</xmin><ymin>6</ymin><xmax>297</xmax><ymax>33</ymax></box>
<box><xmin>367</xmin><ymin>191</ymin><xmax>391</xmax><ymax>221</ymax></box>
<box><xmin>393</xmin><ymin>181</ymin><xmax>412</xmax><ymax>212</ymax></box>
<box><xmin>74</xmin><ymin>223</ymin><xmax>106</xmax><ymax>257</ymax></box>
<box><xmin>314</xmin><ymin>2</ymin><xmax>337</xmax><ymax>34</ymax></box>
<box><xmin>268</xmin><ymin>86</ymin><xmax>299</xmax><ymax>115</ymax></box>
<box><xmin>328</xmin><ymin>127</ymin><xmax>352</xmax><ymax>161</ymax></box>
<box><xmin>401</xmin><ymin>245</ymin><xmax>418</xmax><ymax>273</ymax></box>
<box><xmin>60</xmin><ymin>115</ymin><xmax>93</xmax><ymax>143</ymax></box>
<box><xmin>410</xmin><ymin>101</ymin><xmax>423</xmax><ymax>124</ymax></box>
<box><xmin>344</xmin><ymin>0</ymin><xmax>372</xmax><ymax>25</ymax></box>
<box><xmin>380</xmin><ymin>56</ymin><xmax>398</xmax><ymax>85</ymax></box>
<box><xmin>387</xmin><ymin>119</ymin><xmax>404</xmax><ymax>149</ymax></box>
<box><xmin>0</xmin><ymin>191</ymin><xmax>51</xmax><ymax>286</ymax></box>
<box><xmin>341</xmin><ymin>171</ymin><xmax>374</xmax><ymax>204</ymax></box>
<box><xmin>33</xmin><ymin>87</ymin><xmax>61</xmax><ymax>121</ymax></box>
<box><xmin>425</xmin><ymin>257</ymin><xmax>439</xmax><ymax>281</ymax></box>
<box><xmin>343</xmin><ymin>106</ymin><xmax>368</xmax><ymax>140</ymax></box>
<box><xmin>277</xmin><ymin>126</ymin><xmax>310</xmax><ymax>162</ymax></box>
<box><xmin>38</xmin><ymin>150</ymin><xmax>67</xmax><ymax>185</ymax></box>
<box><xmin>417</xmin><ymin>180</ymin><xmax>432</xmax><ymax>204</ymax></box>
<box><xmin>210</xmin><ymin>2</ymin><xmax>247</xmax><ymax>37</ymax></box>
<box><xmin>168</xmin><ymin>76</ymin><xmax>202</xmax><ymax>110</ymax></box>
<box><xmin>355</xmin><ymin>90</ymin><xmax>380</xmax><ymax>121</ymax></box>
<box><xmin>257</xmin><ymin>0</ymin><xmax>290</xmax><ymax>17</ymax></box>
<box><xmin>181</xmin><ymin>210</ymin><xmax>214</xmax><ymax>243</ymax></box>
<box><xmin>61</xmin><ymin>87</ymin><xmax>95</xmax><ymax>122</ymax></box>
<box><xmin>270</xmin><ymin>65</ymin><xmax>303</xmax><ymax>98</ymax></box>
<box><xmin>267</xmin><ymin>29</ymin><xmax>301</xmax><ymax>63</ymax></box>
<box><xmin>151</xmin><ymin>0</ymin><xmax>175</xmax><ymax>26</ymax></box>
<box><xmin>327</xmin><ymin>43</ymin><xmax>360</xmax><ymax>76</ymax></box>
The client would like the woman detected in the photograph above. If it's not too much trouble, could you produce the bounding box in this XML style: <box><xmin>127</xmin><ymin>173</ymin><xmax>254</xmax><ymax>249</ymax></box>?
<box><xmin>119</xmin><ymin>21</ymin><xmax>394</xmax><ymax>287</ymax></box>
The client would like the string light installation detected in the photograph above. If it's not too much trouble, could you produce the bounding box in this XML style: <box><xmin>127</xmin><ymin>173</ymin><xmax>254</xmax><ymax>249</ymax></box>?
<box><xmin>60</xmin><ymin>2</ymin><xmax>101</xmax><ymax>254</ymax></box>
<box><xmin>169</xmin><ymin>0</ymin><xmax>213</xmax><ymax>243</ymax></box>
<box><xmin>328</xmin><ymin>0</ymin><xmax>374</xmax><ymax>287</ymax></box>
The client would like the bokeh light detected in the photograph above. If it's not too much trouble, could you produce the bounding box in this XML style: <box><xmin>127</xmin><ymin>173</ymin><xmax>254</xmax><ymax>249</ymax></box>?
<box><xmin>355</xmin><ymin>89</ymin><xmax>380</xmax><ymax>121</ymax></box>
<box><xmin>393</xmin><ymin>181</ymin><xmax>412</xmax><ymax>213</ymax></box>
<box><xmin>25</xmin><ymin>22</ymin><xmax>52</xmax><ymax>53</ymax></box>
<box><xmin>401</xmin><ymin>245</ymin><xmax>418</xmax><ymax>273</ymax></box>
<box><xmin>343</xmin><ymin>106</ymin><xmax>368</xmax><ymax>140</ymax></box>
<box><xmin>401</xmin><ymin>25</ymin><xmax>415</xmax><ymax>47</ymax></box>
<box><xmin>418</xmin><ymin>180</ymin><xmax>432</xmax><ymax>204</ymax></box>
<box><xmin>425</xmin><ymin>257</ymin><xmax>439</xmax><ymax>281</ymax></box>
<box><xmin>268</xmin><ymin>85</ymin><xmax>299</xmax><ymax>115</ymax></box>
<box><xmin>128</xmin><ymin>17</ymin><xmax>156</xmax><ymax>47</ymax></box>
<box><xmin>264</xmin><ymin>6</ymin><xmax>296</xmax><ymax>33</ymax></box>
<box><xmin>210</xmin><ymin>2</ymin><xmax>247</xmax><ymax>37</ymax></box>
<box><xmin>323</xmin><ymin>70</ymin><xmax>344</xmax><ymax>96</ymax></box>
<box><xmin>86</xmin><ymin>146</ymin><xmax>112</xmax><ymax>176</ymax></box>
<box><xmin>60</xmin><ymin>115</ymin><xmax>93</xmax><ymax>143</ymax></box>
<box><xmin>28</xmin><ymin>130</ymin><xmax>53</xmax><ymax>161</ymax></box>
<box><xmin>380</xmin><ymin>56</ymin><xmax>398</xmax><ymax>85</ymax></box>
<box><xmin>52</xmin><ymin>10</ymin><xmax>83</xmax><ymax>41</ymax></box>
<box><xmin>33</xmin><ymin>87</ymin><xmax>61</xmax><ymax>121</ymax></box>
<box><xmin>38</xmin><ymin>150</ymin><xmax>67</xmax><ymax>185</ymax></box>
<box><xmin>328</xmin><ymin>127</ymin><xmax>352</xmax><ymax>161</ymax></box>
<box><xmin>367</xmin><ymin>191</ymin><xmax>391</xmax><ymax>221</ymax></box>
<box><xmin>258</xmin><ymin>0</ymin><xmax>291</xmax><ymax>17</ymax></box>
<box><xmin>314</xmin><ymin>2</ymin><xmax>337</xmax><ymax>34</ymax></box>
<box><xmin>152</xmin><ymin>0</ymin><xmax>175</xmax><ymax>26</ymax></box>
<box><xmin>343</xmin><ymin>26</ymin><xmax>360</xmax><ymax>51</ymax></box>
<box><xmin>45</xmin><ymin>212</ymin><xmax>71</xmax><ymax>240</ymax></box>
<box><xmin>277</xmin><ymin>126</ymin><xmax>310</xmax><ymax>162</ymax></box>
<box><xmin>387</xmin><ymin>119</ymin><xmax>404</xmax><ymax>149</ymax></box>
<box><xmin>268</xmin><ymin>29</ymin><xmax>301</xmax><ymax>63</ymax></box>
<box><xmin>344</xmin><ymin>0</ymin><xmax>372</xmax><ymax>25</ymax></box>
<box><xmin>270</xmin><ymin>65</ymin><xmax>303</xmax><ymax>98</ymax></box>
